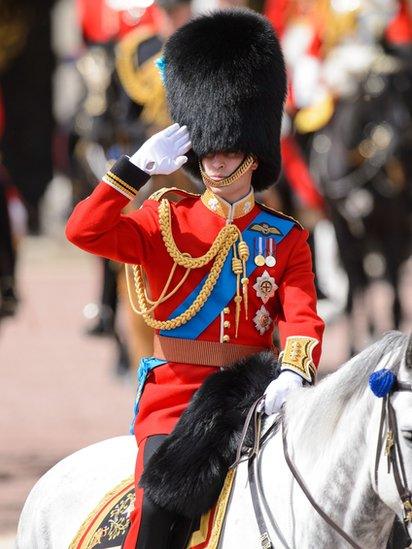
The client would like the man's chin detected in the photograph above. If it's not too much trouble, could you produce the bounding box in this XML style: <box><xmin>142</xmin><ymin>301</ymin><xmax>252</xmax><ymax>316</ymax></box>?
<box><xmin>209</xmin><ymin>184</ymin><xmax>234</xmax><ymax>195</ymax></box>
<box><xmin>205</xmin><ymin>182</ymin><xmax>224</xmax><ymax>193</ymax></box>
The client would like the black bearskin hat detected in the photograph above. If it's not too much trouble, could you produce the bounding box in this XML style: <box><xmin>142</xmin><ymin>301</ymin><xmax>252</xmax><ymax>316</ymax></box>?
<box><xmin>163</xmin><ymin>8</ymin><xmax>287</xmax><ymax>191</ymax></box>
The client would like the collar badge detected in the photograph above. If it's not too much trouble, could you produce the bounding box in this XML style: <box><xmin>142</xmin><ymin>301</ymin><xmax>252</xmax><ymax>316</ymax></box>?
<box><xmin>208</xmin><ymin>197</ymin><xmax>219</xmax><ymax>211</ymax></box>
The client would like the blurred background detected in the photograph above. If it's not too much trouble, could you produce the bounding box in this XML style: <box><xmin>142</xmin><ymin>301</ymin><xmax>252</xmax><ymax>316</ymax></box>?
<box><xmin>0</xmin><ymin>0</ymin><xmax>411</xmax><ymax>544</ymax></box>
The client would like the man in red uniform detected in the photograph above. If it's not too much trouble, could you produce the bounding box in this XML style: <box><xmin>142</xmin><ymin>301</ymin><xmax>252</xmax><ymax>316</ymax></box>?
<box><xmin>66</xmin><ymin>9</ymin><xmax>324</xmax><ymax>548</ymax></box>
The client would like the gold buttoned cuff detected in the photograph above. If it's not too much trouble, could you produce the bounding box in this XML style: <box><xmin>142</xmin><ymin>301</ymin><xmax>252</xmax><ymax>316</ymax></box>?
<box><xmin>280</xmin><ymin>336</ymin><xmax>318</xmax><ymax>384</ymax></box>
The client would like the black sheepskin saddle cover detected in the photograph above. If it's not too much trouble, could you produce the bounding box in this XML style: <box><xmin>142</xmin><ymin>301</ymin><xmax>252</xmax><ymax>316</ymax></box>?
<box><xmin>139</xmin><ymin>351</ymin><xmax>279</xmax><ymax>519</ymax></box>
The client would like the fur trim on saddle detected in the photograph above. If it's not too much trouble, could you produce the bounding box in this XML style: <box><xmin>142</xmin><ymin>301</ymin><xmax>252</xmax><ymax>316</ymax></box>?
<box><xmin>139</xmin><ymin>351</ymin><xmax>279</xmax><ymax>518</ymax></box>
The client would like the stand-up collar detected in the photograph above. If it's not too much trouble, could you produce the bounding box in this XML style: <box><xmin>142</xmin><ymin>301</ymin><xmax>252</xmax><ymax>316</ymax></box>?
<box><xmin>201</xmin><ymin>188</ymin><xmax>255</xmax><ymax>221</ymax></box>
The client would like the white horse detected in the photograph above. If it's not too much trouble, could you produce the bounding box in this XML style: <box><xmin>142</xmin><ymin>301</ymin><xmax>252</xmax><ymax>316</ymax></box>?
<box><xmin>17</xmin><ymin>331</ymin><xmax>412</xmax><ymax>548</ymax></box>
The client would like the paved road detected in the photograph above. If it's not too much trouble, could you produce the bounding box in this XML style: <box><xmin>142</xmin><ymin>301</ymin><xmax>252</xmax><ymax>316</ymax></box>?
<box><xmin>1</xmin><ymin>228</ymin><xmax>410</xmax><ymax>543</ymax></box>
<box><xmin>0</xmin><ymin>234</ymin><xmax>133</xmax><ymax>540</ymax></box>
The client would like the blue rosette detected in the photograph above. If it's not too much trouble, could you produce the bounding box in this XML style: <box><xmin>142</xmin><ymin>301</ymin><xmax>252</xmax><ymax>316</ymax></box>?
<box><xmin>369</xmin><ymin>368</ymin><xmax>396</xmax><ymax>398</ymax></box>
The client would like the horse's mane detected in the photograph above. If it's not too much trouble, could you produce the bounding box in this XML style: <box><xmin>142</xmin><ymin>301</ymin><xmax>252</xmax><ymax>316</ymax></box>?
<box><xmin>284</xmin><ymin>331</ymin><xmax>408</xmax><ymax>463</ymax></box>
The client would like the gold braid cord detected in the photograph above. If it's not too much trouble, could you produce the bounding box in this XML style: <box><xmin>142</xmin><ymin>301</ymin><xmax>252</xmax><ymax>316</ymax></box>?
<box><xmin>126</xmin><ymin>199</ymin><xmax>249</xmax><ymax>331</ymax></box>
<box><xmin>159</xmin><ymin>199</ymin><xmax>239</xmax><ymax>269</ymax></box>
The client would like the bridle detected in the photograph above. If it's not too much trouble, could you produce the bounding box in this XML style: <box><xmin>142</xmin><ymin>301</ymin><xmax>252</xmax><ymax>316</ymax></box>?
<box><xmin>375</xmin><ymin>380</ymin><xmax>412</xmax><ymax>547</ymax></box>
<box><xmin>233</xmin><ymin>377</ymin><xmax>412</xmax><ymax>549</ymax></box>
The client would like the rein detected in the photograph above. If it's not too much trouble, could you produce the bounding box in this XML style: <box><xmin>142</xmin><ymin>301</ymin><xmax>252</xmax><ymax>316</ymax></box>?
<box><xmin>281</xmin><ymin>418</ymin><xmax>362</xmax><ymax>549</ymax></box>
<box><xmin>235</xmin><ymin>380</ymin><xmax>412</xmax><ymax>549</ymax></box>
<box><xmin>375</xmin><ymin>381</ymin><xmax>412</xmax><ymax>548</ymax></box>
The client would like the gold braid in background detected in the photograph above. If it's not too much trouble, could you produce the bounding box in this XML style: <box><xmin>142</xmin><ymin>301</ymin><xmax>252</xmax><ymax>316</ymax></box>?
<box><xmin>115</xmin><ymin>26</ymin><xmax>170</xmax><ymax>129</ymax></box>
<box><xmin>0</xmin><ymin>4</ymin><xmax>29</xmax><ymax>73</ymax></box>
<box><xmin>126</xmin><ymin>199</ymin><xmax>250</xmax><ymax>333</ymax></box>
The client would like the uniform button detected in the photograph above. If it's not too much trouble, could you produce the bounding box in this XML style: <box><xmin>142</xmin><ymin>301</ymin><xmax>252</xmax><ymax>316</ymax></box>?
<box><xmin>224</xmin><ymin>307</ymin><xmax>230</xmax><ymax>314</ymax></box>
<box><xmin>224</xmin><ymin>320</ymin><xmax>230</xmax><ymax>328</ymax></box>
<box><xmin>222</xmin><ymin>335</ymin><xmax>230</xmax><ymax>343</ymax></box>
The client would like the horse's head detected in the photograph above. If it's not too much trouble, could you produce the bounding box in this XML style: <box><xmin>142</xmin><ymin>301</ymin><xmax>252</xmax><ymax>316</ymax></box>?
<box><xmin>266</xmin><ymin>332</ymin><xmax>411</xmax><ymax>548</ymax></box>
<box><xmin>371</xmin><ymin>334</ymin><xmax>412</xmax><ymax>544</ymax></box>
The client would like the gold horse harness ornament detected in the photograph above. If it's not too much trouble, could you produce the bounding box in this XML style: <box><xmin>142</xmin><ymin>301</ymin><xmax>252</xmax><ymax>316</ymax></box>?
<box><xmin>233</xmin><ymin>378</ymin><xmax>412</xmax><ymax>549</ymax></box>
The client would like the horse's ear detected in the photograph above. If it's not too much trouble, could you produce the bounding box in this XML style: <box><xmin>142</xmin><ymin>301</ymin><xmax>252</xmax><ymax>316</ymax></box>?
<box><xmin>406</xmin><ymin>334</ymin><xmax>412</xmax><ymax>370</ymax></box>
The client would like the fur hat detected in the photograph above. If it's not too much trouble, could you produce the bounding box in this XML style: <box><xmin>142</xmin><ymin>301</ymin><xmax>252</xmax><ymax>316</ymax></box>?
<box><xmin>163</xmin><ymin>8</ymin><xmax>287</xmax><ymax>191</ymax></box>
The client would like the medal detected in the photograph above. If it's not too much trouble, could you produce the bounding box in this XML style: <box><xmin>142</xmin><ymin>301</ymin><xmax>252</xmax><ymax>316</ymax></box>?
<box><xmin>253</xmin><ymin>305</ymin><xmax>272</xmax><ymax>335</ymax></box>
<box><xmin>265</xmin><ymin>238</ymin><xmax>276</xmax><ymax>267</ymax></box>
<box><xmin>254</xmin><ymin>237</ymin><xmax>265</xmax><ymax>266</ymax></box>
<box><xmin>253</xmin><ymin>270</ymin><xmax>278</xmax><ymax>304</ymax></box>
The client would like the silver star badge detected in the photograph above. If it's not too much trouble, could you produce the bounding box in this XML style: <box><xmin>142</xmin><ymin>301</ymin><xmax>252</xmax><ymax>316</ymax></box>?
<box><xmin>253</xmin><ymin>305</ymin><xmax>272</xmax><ymax>335</ymax></box>
<box><xmin>253</xmin><ymin>270</ymin><xmax>277</xmax><ymax>304</ymax></box>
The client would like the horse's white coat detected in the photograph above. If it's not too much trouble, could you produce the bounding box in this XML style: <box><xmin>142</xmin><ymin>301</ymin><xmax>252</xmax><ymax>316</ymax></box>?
<box><xmin>16</xmin><ymin>436</ymin><xmax>136</xmax><ymax>549</ymax></box>
<box><xmin>220</xmin><ymin>332</ymin><xmax>412</xmax><ymax>548</ymax></box>
<box><xmin>16</xmin><ymin>332</ymin><xmax>412</xmax><ymax>549</ymax></box>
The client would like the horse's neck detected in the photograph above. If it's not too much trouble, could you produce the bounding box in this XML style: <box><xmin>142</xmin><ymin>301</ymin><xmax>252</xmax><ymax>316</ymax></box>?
<box><xmin>261</xmin><ymin>395</ymin><xmax>395</xmax><ymax>548</ymax></box>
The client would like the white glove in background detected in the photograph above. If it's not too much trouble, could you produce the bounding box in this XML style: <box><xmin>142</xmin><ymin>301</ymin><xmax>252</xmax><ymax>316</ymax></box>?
<box><xmin>130</xmin><ymin>123</ymin><xmax>191</xmax><ymax>175</ymax></box>
<box><xmin>263</xmin><ymin>370</ymin><xmax>303</xmax><ymax>415</ymax></box>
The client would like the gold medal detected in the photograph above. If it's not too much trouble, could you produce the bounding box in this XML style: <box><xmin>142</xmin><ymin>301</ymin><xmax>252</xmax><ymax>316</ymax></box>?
<box><xmin>254</xmin><ymin>254</ymin><xmax>265</xmax><ymax>266</ymax></box>
<box><xmin>254</xmin><ymin>237</ymin><xmax>265</xmax><ymax>266</ymax></box>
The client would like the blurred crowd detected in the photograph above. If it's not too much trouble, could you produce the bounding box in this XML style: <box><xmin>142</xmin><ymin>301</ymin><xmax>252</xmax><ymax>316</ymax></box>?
<box><xmin>0</xmin><ymin>0</ymin><xmax>411</xmax><ymax>373</ymax></box>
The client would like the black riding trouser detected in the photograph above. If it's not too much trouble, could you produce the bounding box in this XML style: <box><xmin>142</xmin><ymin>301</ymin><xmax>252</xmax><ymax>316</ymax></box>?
<box><xmin>135</xmin><ymin>435</ymin><xmax>194</xmax><ymax>549</ymax></box>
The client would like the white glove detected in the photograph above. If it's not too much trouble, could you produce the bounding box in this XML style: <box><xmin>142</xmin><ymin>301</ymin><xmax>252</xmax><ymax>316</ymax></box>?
<box><xmin>129</xmin><ymin>123</ymin><xmax>191</xmax><ymax>175</ymax></box>
<box><xmin>263</xmin><ymin>371</ymin><xmax>303</xmax><ymax>415</ymax></box>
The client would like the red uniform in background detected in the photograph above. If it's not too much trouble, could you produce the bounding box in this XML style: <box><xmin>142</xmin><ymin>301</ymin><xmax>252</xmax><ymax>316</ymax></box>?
<box><xmin>76</xmin><ymin>0</ymin><xmax>159</xmax><ymax>43</ymax></box>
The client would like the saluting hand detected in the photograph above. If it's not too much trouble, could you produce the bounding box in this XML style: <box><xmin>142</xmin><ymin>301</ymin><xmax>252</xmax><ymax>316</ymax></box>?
<box><xmin>130</xmin><ymin>123</ymin><xmax>191</xmax><ymax>176</ymax></box>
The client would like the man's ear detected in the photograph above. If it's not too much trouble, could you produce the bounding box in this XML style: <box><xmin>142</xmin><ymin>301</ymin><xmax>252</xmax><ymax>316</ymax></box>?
<box><xmin>251</xmin><ymin>159</ymin><xmax>259</xmax><ymax>171</ymax></box>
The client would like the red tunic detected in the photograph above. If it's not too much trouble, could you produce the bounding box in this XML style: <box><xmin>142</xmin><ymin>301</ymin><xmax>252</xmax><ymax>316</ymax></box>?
<box><xmin>66</xmin><ymin>184</ymin><xmax>323</xmax><ymax>355</ymax></box>
<box><xmin>66</xmin><ymin>158</ymin><xmax>324</xmax><ymax>546</ymax></box>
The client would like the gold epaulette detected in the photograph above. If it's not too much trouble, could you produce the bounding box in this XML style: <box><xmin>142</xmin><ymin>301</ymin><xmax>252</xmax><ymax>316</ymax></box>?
<box><xmin>148</xmin><ymin>187</ymin><xmax>200</xmax><ymax>203</ymax></box>
<box><xmin>256</xmin><ymin>202</ymin><xmax>303</xmax><ymax>230</ymax></box>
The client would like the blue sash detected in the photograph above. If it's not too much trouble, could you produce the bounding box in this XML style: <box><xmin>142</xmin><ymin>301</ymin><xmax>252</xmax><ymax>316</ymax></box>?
<box><xmin>160</xmin><ymin>210</ymin><xmax>295</xmax><ymax>340</ymax></box>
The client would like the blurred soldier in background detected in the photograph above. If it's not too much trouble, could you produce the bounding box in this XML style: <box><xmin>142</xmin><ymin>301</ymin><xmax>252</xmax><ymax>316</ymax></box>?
<box><xmin>264</xmin><ymin>0</ymin><xmax>412</xmax><ymax>349</ymax></box>
<box><xmin>0</xmin><ymin>0</ymin><xmax>54</xmax><ymax>235</ymax></box>
<box><xmin>0</xmin><ymin>161</ymin><xmax>26</xmax><ymax>319</ymax></box>
<box><xmin>0</xmin><ymin>176</ymin><xmax>18</xmax><ymax>319</ymax></box>
<box><xmin>0</xmin><ymin>1</ymin><xmax>30</xmax><ymax>319</ymax></box>
<box><xmin>69</xmin><ymin>0</ymin><xmax>193</xmax><ymax>375</ymax></box>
